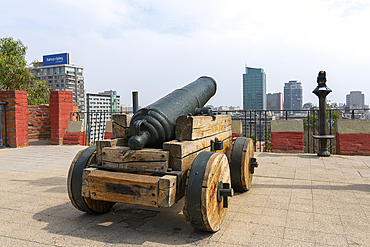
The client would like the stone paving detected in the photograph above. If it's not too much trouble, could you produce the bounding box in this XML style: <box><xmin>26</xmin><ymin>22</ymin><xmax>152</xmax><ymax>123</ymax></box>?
<box><xmin>0</xmin><ymin>143</ymin><xmax>370</xmax><ymax>246</ymax></box>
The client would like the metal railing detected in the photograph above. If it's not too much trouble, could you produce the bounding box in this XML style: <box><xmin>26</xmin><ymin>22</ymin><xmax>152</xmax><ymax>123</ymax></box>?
<box><xmin>0</xmin><ymin>102</ymin><xmax>8</xmax><ymax>148</ymax></box>
<box><xmin>73</xmin><ymin>108</ymin><xmax>369</xmax><ymax>150</ymax></box>
<box><xmin>72</xmin><ymin>110</ymin><xmax>131</xmax><ymax>145</ymax></box>
<box><xmin>215</xmin><ymin>108</ymin><xmax>370</xmax><ymax>153</ymax></box>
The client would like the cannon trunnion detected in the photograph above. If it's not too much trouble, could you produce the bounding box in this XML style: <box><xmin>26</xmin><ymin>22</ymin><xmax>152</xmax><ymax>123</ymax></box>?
<box><xmin>67</xmin><ymin>77</ymin><xmax>258</xmax><ymax>232</ymax></box>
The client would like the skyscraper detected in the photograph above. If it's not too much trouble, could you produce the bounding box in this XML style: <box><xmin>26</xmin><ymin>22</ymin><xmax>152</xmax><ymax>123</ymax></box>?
<box><xmin>346</xmin><ymin>91</ymin><xmax>365</xmax><ymax>108</ymax></box>
<box><xmin>242</xmin><ymin>66</ymin><xmax>266</xmax><ymax>110</ymax></box>
<box><xmin>266</xmin><ymin>92</ymin><xmax>282</xmax><ymax>110</ymax></box>
<box><xmin>31</xmin><ymin>53</ymin><xmax>85</xmax><ymax>111</ymax></box>
<box><xmin>283</xmin><ymin>80</ymin><xmax>302</xmax><ymax>110</ymax></box>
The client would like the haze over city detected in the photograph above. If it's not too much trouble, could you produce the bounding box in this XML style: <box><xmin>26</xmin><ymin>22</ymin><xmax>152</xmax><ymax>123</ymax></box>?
<box><xmin>1</xmin><ymin>0</ymin><xmax>369</xmax><ymax>107</ymax></box>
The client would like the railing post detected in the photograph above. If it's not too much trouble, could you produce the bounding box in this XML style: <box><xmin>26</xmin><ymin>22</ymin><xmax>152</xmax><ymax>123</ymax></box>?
<box><xmin>249</xmin><ymin>111</ymin><xmax>252</xmax><ymax>138</ymax></box>
<box><xmin>307</xmin><ymin>110</ymin><xmax>310</xmax><ymax>153</ymax></box>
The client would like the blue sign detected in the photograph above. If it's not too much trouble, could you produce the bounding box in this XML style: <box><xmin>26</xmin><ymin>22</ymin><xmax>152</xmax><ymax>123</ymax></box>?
<box><xmin>43</xmin><ymin>53</ymin><xmax>69</xmax><ymax>66</ymax></box>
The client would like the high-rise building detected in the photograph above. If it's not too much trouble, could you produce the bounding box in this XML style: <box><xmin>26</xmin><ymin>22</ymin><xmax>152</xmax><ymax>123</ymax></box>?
<box><xmin>86</xmin><ymin>90</ymin><xmax>120</xmax><ymax>143</ymax></box>
<box><xmin>31</xmin><ymin>53</ymin><xmax>85</xmax><ymax>111</ymax></box>
<box><xmin>242</xmin><ymin>66</ymin><xmax>266</xmax><ymax>110</ymax></box>
<box><xmin>283</xmin><ymin>80</ymin><xmax>302</xmax><ymax>111</ymax></box>
<box><xmin>266</xmin><ymin>92</ymin><xmax>282</xmax><ymax>110</ymax></box>
<box><xmin>346</xmin><ymin>91</ymin><xmax>365</xmax><ymax>108</ymax></box>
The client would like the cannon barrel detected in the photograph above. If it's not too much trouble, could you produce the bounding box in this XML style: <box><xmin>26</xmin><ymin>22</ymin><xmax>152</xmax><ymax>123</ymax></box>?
<box><xmin>128</xmin><ymin>76</ymin><xmax>217</xmax><ymax>150</ymax></box>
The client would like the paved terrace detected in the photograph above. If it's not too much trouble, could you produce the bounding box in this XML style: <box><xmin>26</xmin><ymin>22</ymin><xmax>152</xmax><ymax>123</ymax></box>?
<box><xmin>0</xmin><ymin>143</ymin><xmax>370</xmax><ymax>246</ymax></box>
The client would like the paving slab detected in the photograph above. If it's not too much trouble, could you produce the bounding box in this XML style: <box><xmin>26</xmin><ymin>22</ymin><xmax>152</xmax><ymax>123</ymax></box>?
<box><xmin>0</xmin><ymin>144</ymin><xmax>370</xmax><ymax>246</ymax></box>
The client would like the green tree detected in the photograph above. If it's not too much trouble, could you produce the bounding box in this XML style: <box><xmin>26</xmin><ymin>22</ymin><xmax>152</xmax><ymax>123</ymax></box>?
<box><xmin>27</xmin><ymin>81</ymin><xmax>50</xmax><ymax>105</ymax></box>
<box><xmin>0</xmin><ymin>37</ymin><xmax>49</xmax><ymax>104</ymax></box>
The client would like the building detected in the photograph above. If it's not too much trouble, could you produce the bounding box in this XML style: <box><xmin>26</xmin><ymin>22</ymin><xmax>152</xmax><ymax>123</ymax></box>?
<box><xmin>283</xmin><ymin>80</ymin><xmax>303</xmax><ymax>111</ymax></box>
<box><xmin>266</xmin><ymin>92</ymin><xmax>282</xmax><ymax>110</ymax></box>
<box><xmin>346</xmin><ymin>91</ymin><xmax>365</xmax><ymax>108</ymax></box>
<box><xmin>242</xmin><ymin>66</ymin><xmax>266</xmax><ymax>110</ymax></box>
<box><xmin>32</xmin><ymin>53</ymin><xmax>85</xmax><ymax>111</ymax></box>
<box><xmin>302</xmin><ymin>102</ymin><xmax>314</xmax><ymax>110</ymax></box>
<box><xmin>86</xmin><ymin>90</ymin><xmax>120</xmax><ymax>143</ymax></box>
<box><xmin>121</xmin><ymin>105</ymin><xmax>133</xmax><ymax>113</ymax></box>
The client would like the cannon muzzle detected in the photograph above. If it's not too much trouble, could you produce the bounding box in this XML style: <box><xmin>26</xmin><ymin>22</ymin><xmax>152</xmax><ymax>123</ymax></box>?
<box><xmin>128</xmin><ymin>76</ymin><xmax>217</xmax><ymax>150</ymax></box>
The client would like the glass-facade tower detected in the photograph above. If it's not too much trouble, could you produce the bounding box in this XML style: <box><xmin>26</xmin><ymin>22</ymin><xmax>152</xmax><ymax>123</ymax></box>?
<box><xmin>243</xmin><ymin>67</ymin><xmax>266</xmax><ymax>110</ymax></box>
<box><xmin>283</xmin><ymin>80</ymin><xmax>302</xmax><ymax>111</ymax></box>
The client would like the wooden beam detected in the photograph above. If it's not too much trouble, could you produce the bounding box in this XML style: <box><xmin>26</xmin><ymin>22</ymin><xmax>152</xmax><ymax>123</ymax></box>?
<box><xmin>87</xmin><ymin>170</ymin><xmax>176</xmax><ymax>207</ymax></box>
<box><xmin>164</xmin><ymin>130</ymin><xmax>232</xmax><ymax>159</ymax></box>
<box><xmin>102</xmin><ymin>146</ymin><xmax>169</xmax><ymax>172</ymax></box>
<box><xmin>175</xmin><ymin>115</ymin><xmax>231</xmax><ymax>141</ymax></box>
<box><xmin>112</xmin><ymin>114</ymin><xmax>132</xmax><ymax>139</ymax></box>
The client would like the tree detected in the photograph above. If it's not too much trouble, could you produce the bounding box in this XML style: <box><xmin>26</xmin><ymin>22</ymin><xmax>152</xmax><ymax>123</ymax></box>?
<box><xmin>0</xmin><ymin>37</ymin><xmax>49</xmax><ymax>104</ymax></box>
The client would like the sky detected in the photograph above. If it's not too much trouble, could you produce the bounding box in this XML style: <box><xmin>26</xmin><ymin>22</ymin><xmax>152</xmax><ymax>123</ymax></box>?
<box><xmin>1</xmin><ymin>0</ymin><xmax>370</xmax><ymax>108</ymax></box>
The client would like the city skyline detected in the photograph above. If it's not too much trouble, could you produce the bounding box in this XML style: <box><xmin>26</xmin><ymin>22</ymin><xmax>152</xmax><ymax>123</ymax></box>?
<box><xmin>2</xmin><ymin>1</ymin><xmax>370</xmax><ymax>107</ymax></box>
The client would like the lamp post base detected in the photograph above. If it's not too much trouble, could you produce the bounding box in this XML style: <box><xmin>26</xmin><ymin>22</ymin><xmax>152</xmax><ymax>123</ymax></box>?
<box><xmin>317</xmin><ymin>150</ymin><xmax>331</xmax><ymax>157</ymax></box>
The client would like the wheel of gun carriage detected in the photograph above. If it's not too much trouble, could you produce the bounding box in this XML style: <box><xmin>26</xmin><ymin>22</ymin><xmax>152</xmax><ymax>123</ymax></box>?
<box><xmin>230</xmin><ymin>137</ymin><xmax>258</xmax><ymax>192</ymax></box>
<box><xmin>183</xmin><ymin>152</ymin><xmax>234</xmax><ymax>232</ymax></box>
<box><xmin>67</xmin><ymin>146</ymin><xmax>115</xmax><ymax>214</ymax></box>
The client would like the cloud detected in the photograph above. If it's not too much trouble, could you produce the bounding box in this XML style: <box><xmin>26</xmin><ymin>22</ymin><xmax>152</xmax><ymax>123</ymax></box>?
<box><xmin>1</xmin><ymin>0</ymin><xmax>370</xmax><ymax>106</ymax></box>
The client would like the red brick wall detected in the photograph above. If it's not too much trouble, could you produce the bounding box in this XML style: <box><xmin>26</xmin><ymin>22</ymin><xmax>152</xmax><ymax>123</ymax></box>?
<box><xmin>336</xmin><ymin>133</ymin><xmax>370</xmax><ymax>155</ymax></box>
<box><xmin>50</xmin><ymin>91</ymin><xmax>73</xmax><ymax>145</ymax></box>
<box><xmin>0</xmin><ymin>91</ymin><xmax>28</xmax><ymax>147</ymax></box>
<box><xmin>28</xmin><ymin>105</ymin><xmax>50</xmax><ymax>140</ymax></box>
<box><xmin>63</xmin><ymin>132</ymin><xmax>87</xmax><ymax>145</ymax></box>
<box><xmin>271</xmin><ymin>132</ymin><xmax>304</xmax><ymax>153</ymax></box>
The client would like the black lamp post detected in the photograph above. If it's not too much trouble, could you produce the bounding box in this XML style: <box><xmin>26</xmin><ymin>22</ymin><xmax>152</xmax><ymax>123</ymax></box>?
<box><xmin>312</xmin><ymin>71</ymin><xmax>334</xmax><ymax>157</ymax></box>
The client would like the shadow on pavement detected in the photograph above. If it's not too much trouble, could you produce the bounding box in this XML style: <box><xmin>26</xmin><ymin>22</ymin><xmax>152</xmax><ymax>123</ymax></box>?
<box><xmin>29</xmin><ymin>139</ymin><xmax>51</xmax><ymax>145</ymax></box>
<box><xmin>33</xmin><ymin>201</ymin><xmax>212</xmax><ymax>245</ymax></box>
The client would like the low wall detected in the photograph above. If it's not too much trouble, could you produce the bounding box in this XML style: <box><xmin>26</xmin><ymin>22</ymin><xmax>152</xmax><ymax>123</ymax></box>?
<box><xmin>63</xmin><ymin>121</ymin><xmax>87</xmax><ymax>145</ymax></box>
<box><xmin>28</xmin><ymin>105</ymin><xmax>51</xmax><ymax>140</ymax></box>
<box><xmin>271</xmin><ymin>119</ymin><xmax>304</xmax><ymax>153</ymax></box>
<box><xmin>336</xmin><ymin>119</ymin><xmax>370</xmax><ymax>155</ymax></box>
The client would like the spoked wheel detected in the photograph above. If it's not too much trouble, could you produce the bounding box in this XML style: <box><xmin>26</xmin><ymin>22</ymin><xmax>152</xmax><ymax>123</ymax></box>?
<box><xmin>230</xmin><ymin>137</ymin><xmax>258</xmax><ymax>192</ymax></box>
<box><xmin>184</xmin><ymin>152</ymin><xmax>234</xmax><ymax>232</ymax></box>
<box><xmin>67</xmin><ymin>146</ymin><xmax>115</xmax><ymax>214</ymax></box>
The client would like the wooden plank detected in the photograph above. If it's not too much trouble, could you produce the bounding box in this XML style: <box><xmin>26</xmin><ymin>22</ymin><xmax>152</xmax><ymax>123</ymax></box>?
<box><xmin>158</xmin><ymin>175</ymin><xmax>177</xmax><ymax>207</ymax></box>
<box><xmin>102</xmin><ymin>146</ymin><xmax>169</xmax><ymax>163</ymax></box>
<box><xmin>170</xmin><ymin>136</ymin><xmax>232</xmax><ymax>172</ymax></box>
<box><xmin>101</xmin><ymin>147</ymin><xmax>169</xmax><ymax>172</ymax></box>
<box><xmin>96</xmin><ymin>139</ymin><xmax>118</xmax><ymax>164</ymax></box>
<box><xmin>112</xmin><ymin>114</ymin><xmax>132</xmax><ymax>127</ymax></box>
<box><xmin>88</xmin><ymin>170</ymin><xmax>160</xmax><ymax>207</ymax></box>
<box><xmin>103</xmin><ymin>161</ymin><xmax>168</xmax><ymax>172</ymax></box>
<box><xmin>112</xmin><ymin>114</ymin><xmax>132</xmax><ymax>139</ymax></box>
<box><xmin>165</xmin><ymin>129</ymin><xmax>232</xmax><ymax>159</ymax></box>
<box><xmin>175</xmin><ymin>115</ymin><xmax>231</xmax><ymax>141</ymax></box>
<box><xmin>81</xmin><ymin>167</ymin><xmax>97</xmax><ymax>197</ymax></box>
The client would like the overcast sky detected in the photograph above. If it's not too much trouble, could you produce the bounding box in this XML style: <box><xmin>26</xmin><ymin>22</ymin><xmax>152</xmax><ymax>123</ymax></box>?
<box><xmin>1</xmin><ymin>0</ymin><xmax>369</xmax><ymax>107</ymax></box>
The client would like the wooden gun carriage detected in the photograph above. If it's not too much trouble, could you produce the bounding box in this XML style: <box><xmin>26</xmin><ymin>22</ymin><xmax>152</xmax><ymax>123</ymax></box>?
<box><xmin>67</xmin><ymin>77</ymin><xmax>258</xmax><ymax>232</ymax></box>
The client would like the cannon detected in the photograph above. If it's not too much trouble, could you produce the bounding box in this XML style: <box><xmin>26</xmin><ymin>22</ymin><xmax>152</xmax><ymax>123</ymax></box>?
<box><xmin>67</xmin><ymin>76</ymin><xmax>258</xmax><ymax>232</ymax></box>
<box><xmin>129</xmin><ymin>76</ymin><xmax>217</xmax><ymax>149</ymax></box>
